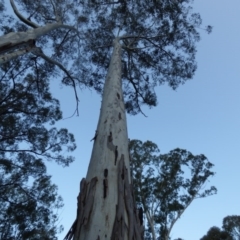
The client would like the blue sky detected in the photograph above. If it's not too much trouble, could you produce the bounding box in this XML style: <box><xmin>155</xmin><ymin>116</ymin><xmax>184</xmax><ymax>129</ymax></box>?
<box><xmin>45</xmin><ymin>1</ymin><xmax>240</xmax><ymax>239</ymax></box>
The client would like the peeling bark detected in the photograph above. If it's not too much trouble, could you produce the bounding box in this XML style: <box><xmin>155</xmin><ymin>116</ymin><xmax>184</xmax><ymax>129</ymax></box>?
<box><xmin>70</xmin><ymin>177</ymin><xmax>98</xmax><ymax>240</ymax></box>
<box><xmin>111</xmin><ymin>156</ymin><xmax>143</xmax><ymax>240</ymax></box>
<box><xmin>81</xmin><ymin>177</ymin><xmax>98</xmax><ymax>226</ymax></box>
<box><xmin>74</xmin><ymin>178</ymin><xmax>87</xmax><ymax>239</ymax></box>
<box><xmin>111</xmin><ymin>155</ymin><xmax>125</xmax><ymax>240</ymax></box>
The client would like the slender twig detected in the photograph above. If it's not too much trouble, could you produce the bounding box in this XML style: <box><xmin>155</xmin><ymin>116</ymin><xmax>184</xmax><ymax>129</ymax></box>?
<box><xmin>49</xmin><ymin>0</ymin><xmax>59</xmax><ymax>21</ymax></box>
<box><xmin>33</xmin><ymin>48</ymin><xmax>80</xmax><ymax>116</ymax></box>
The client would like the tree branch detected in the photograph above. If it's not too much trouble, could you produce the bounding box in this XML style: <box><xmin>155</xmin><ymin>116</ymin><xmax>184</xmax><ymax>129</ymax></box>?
<box><xmin>0</xmin><ymin>23</ymin><xmax>79</xmax><ymax>52</ymax></box>
<box><xmin>54</xmin><ymin>30</ymin><xmax>71</xmax><ymax>55</ymax></box>
<box><xmin>32</xmin><ymin>48</ymin><xmax>80</xmax><ymax>116</ymax></box>
<box><xmin>145</xmin><ymin>210</ymin><xmax>157</xmax><ymax>240</ymax></box>
<box><xmin>128</xmin><ymin>73</ymin><xmax>148</xmax><ymax>117</ymax></box>
<box><xmin>10</xmin><ymin>0</ymin><xmax>39</xmax><ymax>28</ymax></box>
<box><xmin>120</xmin><ymin>33</ymin><xmax>163</xmax><ymax>41</ymax></box>
<box><xmin>166</xmin><ymin>185</ymin><xmax>206</xmax><ymax>240</ymax></box>
<box><xmin>49</xmin><ymin>0</ymin><xmax>60</xmax><ymax>22</ymax></box>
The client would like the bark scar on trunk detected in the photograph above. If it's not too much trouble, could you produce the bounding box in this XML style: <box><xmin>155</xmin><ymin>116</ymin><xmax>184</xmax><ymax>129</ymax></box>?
<box><xmin>103</xmin><ymin>169</ymin><xmax>108</xmax><ymax>198</ymax></box>
<box><xmin>107</xmin><ymin>131</ymin><xmax>117</xmax><ymax>155</ymax></box>
<box><xmin>104</xmin><ymin>168</ymin><xmax>108</xmax><ymax>177</ymax></box>
<box><xmin>103</xmin><ymin>178</ymin><xmax>108</xmax><ymax>198</ymax></box>
<box><xmin>114</xmin><ymin>146</ymin><xmax>118</xmax><ymax>165</ymax></box>
<box><xmin>108</xmin><ymin>131</ymin><xmax>113</xmax><ymax>142</ymax></box>
<box><xmin>116</xmin><ymin>92</ymin><xmax>120</xmax><ymax>99</ymax></box>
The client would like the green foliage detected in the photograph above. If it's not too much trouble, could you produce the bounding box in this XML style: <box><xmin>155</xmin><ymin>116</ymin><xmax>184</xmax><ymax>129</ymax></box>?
<box><xmin>0</xmin><ymin>57</ymin><xmax>76</xmax><ymax>238</ymax></box>
<box><xmin>78</xmin><ymin>0</ymin><xmax>209</xmax><ymax>114</ymax></box>
<box><xmin>1</xmin><ymin>0</ymin><xmax>209</xmax><ymax>115</ymax></box>
<box><xmin>129</xmin><ymin>140</ymin><xmax>216</xmax><ymax>240</ymax></box>
<box><xmin>0</xmin><ymin>0</ymin><xmax>83</xmax><ymax>114</ymax></box>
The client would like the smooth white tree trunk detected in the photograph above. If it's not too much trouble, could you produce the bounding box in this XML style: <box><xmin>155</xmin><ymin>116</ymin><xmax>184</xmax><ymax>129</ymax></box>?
<box><xmin>72</xmin><ymin>39</ymin><xmax>142</xmax><ymax>240</ymax></box>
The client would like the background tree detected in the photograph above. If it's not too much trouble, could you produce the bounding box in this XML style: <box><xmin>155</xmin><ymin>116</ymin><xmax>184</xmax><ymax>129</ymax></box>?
<box><xmin>200</xmin><ymin>226</ymin><xmax>230</xmax><ymax>240</ymax></box>
<box><xmin>129</xmin><ymin>139</ymin><xmax>217</xmax><ymax>240</ymax></box>
<box><xmin>222</xmin><ymin>215</ymin><xmax>240</xmax><ymax>239</ymax></box>
<box><xmin>0</xmin><ymin>57</ymin><xmax>76</xmax><ymax>238</ymax></box>
<box><xmin>200</xmin><ymin>215</ymin><xmax>240</xmax><ymax>240</ymax></box>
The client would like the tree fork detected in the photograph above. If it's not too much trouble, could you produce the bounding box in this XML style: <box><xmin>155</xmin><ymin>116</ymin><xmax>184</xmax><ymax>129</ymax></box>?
<box><xmin>70</xmin><ymin>39</ymin><xmax>143</xmax><ymax>240</ymax></box>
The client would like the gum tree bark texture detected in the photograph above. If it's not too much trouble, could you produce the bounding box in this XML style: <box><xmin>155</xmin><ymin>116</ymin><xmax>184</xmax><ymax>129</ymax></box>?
<box><xmin>73</xmin><ymin>39</ymin><xmax>143</xmax><ymax>240</ymax></box>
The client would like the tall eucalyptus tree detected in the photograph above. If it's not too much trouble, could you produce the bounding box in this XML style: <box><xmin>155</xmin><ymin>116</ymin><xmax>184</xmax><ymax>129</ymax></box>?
<box><xmin>63</xmin><ymin>1</ymin><xmax>212</xmax><ymax>240</ymax></box>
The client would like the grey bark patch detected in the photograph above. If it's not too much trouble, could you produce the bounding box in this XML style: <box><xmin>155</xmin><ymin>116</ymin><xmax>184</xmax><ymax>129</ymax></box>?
<box><xmin>107</xmin><ymin>132</ymin><xmax>116</xmax><ymax>152</ymax></box>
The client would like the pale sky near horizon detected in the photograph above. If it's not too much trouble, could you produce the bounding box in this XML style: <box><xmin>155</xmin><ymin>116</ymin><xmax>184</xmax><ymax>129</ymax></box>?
<box><xmin>43</xmin><ymin>1</ymin><xmax>240</xmax><ymax>239</ymax></box>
